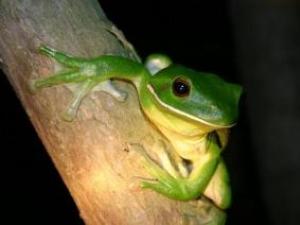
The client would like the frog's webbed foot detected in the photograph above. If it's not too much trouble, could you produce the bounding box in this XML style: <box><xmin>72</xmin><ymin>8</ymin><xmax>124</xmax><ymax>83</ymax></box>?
<box><xmin>30</xmin><ymin>45</ymin><xmax>128</xmax><ymax>121</ymax></box>
<box><xmin>130</xmin><ymin>141</ymin><xmax>220</xmax><ymax>201</ymax></box>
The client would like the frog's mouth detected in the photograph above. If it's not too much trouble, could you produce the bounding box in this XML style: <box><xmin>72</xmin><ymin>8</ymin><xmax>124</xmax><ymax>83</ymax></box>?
<box><xmin>147</xmin><ymin>84</ymin><xmax>235</xmax><ymax>129</ymax></box>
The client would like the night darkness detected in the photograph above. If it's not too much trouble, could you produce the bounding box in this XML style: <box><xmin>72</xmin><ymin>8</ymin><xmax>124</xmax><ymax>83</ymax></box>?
<box><xmin>1</xmin><ymin>1</ymin><xmax>300</xmax><ymax>225</ymax></box>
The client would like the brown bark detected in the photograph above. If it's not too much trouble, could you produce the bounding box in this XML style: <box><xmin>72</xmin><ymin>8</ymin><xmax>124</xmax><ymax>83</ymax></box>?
<box><xmin>0</xmin><ymin>0</ymin><xmax>224</xmax><ymax>224</ymax></box>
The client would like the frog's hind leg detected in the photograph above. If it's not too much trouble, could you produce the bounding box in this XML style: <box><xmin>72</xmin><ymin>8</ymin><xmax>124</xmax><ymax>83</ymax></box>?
<box><xmin>29</xmin><ymin>70</ymin><xmax>85</xmax><ymax>93</ymax></box>
<box><xmin>39</xmin><ymin>45</ymin><xmax>87</xmax><ymax>68</ymax></box>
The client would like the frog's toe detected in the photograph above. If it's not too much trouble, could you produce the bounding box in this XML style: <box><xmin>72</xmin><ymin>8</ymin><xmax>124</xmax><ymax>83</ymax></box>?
<box><xmin>28</xmin><ymin>79</ymin><xmax>38</xmax><ymax>94</ymax></box>
<box><xmin>61</xmin><ymin>109</ymin><xmax>76</xmax><ymax>122</ymax></box>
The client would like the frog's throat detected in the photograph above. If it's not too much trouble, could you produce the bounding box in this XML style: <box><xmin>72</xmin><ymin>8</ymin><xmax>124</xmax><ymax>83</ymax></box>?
<box><xmin>146</xmin><ymin>84</ymin><xmax>235</xmax><ymax>129</ymax></box>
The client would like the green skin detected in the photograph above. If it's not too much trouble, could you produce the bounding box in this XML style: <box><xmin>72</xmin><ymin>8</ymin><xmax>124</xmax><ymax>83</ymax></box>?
<box><xmin>31</xmin><ymin>46</ymin><xmax>242</xmax><ymax>210</ymax></box>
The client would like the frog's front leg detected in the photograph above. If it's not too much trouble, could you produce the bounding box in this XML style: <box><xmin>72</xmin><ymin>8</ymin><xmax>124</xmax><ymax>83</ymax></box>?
<box><xmin>131</xmin><ymin>140</ymin><xmax>220</xmax><ymax>201</ymax></box>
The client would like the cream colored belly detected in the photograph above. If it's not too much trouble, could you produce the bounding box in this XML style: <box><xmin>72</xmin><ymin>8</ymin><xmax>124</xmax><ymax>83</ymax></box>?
<box><xmin>143</xmin><ymin>103</ymin><xmax>215</xmax><ymax>160</ymax></box>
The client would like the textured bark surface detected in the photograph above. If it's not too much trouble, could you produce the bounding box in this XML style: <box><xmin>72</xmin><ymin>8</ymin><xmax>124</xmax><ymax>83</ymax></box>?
<box><xmin>0</xmin><ymin>1</ymin><xmax>224</xmax><ymax>224</ymax></box>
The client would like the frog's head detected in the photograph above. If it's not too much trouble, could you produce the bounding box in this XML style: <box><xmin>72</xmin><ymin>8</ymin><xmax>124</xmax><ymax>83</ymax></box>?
<box><xmin>147</xmin><ymin>65</ymin><xmax>242</xmax><ymax>128</ymax></box>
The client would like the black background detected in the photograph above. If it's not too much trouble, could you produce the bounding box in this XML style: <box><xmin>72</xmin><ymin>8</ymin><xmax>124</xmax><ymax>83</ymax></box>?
<box><xmin>1</xmin><ymin>1</ymin><xmax>299</xmax><ymax>225</ymax></box>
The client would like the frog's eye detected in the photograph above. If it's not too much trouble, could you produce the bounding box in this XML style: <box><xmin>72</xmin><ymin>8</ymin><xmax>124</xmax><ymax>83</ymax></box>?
<box><xmin>172</xmin><ymin>78</ymin><xmax>191</xmax><ymax>97</ymax></box>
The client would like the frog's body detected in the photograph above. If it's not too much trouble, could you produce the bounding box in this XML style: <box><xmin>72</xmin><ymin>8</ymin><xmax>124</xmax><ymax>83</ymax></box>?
<box><xmin>31</xmin><ymin>46</ymin><xmax>241</xmax><ymax>210</ymax></box>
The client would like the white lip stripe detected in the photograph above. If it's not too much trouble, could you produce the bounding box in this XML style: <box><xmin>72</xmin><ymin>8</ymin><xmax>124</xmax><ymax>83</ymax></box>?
<box><xmin>146</xmin><ymin>84</ymin><xmax>234</xmax><ymax>128</ymax></box>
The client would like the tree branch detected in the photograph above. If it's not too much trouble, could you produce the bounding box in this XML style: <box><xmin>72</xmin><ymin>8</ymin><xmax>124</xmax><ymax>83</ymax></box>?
<box><xmin>0</xmin><ymin>0</ymin><xmax>224</xmax><ymax>224</ymax></box>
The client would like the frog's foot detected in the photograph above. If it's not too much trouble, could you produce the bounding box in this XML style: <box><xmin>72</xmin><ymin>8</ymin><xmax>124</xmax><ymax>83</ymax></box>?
<box><xmin>30</xmin><ymin>45</ymin><xmax>127</xmax><ymax>121</ymax></box>
<box><xmin>30</xmin><ymin>45</ymin><xmax>97</xmax><ymax>121</ymax></box>
<box><xmin>30</xmin><ymin>45</ymin><xmax>90</xmax><ymax>94</ymax></box>
<box><xmin>29</xmin><ymin>68</ymin><xmax>96</xmax><ymax>121</ymax></box>
<box><xmin>130</xmin><ymin>142</ymin><xmax>220</xmax><ymax>201</ymax></box>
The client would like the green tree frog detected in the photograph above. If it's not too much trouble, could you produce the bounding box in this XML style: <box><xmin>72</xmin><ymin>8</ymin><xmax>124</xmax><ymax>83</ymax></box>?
<box><xmin>30</xmin><ymin>46</ymin><xmax>242</xmax><ymax>210</ymax></box>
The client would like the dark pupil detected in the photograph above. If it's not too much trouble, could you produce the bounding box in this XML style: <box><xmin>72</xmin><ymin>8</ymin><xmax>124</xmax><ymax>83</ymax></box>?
<box><xmin>173</xmin><ymin>78</ymin><xmax>190</xmax><ymax>97</ymax></box>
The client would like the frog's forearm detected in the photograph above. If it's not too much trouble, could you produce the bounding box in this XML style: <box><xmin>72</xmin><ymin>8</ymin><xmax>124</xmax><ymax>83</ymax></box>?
<box><xmin>187</xmin><ymin>142</ymin><xmax>221</xmax><ymax>196</ymax></box>
<box><xmin>136</xmin><ymin>140</ymin><xmax>221</xmax><ymax>201</ymax></box>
